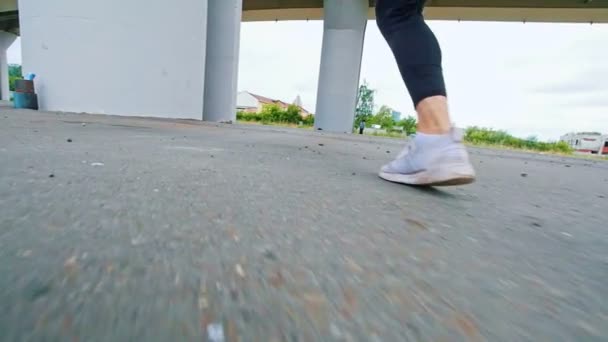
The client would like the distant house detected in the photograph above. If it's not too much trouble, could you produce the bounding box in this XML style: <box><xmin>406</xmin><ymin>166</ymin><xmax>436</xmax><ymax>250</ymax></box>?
<box><xmin>560</xmin><ymin>132</ymin><xmax>608</xmax><ymax>155</ymax></box>
<box><xmin>236</xmin><ymin>91</ymin><xmax>312</xmax><ymax>117</ymax></box>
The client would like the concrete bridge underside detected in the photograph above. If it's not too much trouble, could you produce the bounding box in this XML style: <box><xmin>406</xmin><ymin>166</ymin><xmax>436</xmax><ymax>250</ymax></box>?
<box><xmin>1</xmin><ymin>0</ymin><xmax>607</xmax><ymax>132</ymax></box>
<box><xmin>3</xmin><ymin>1</ymin><xmax>608</xmax><ymax>27</ymax></box>
<box><xmin>242</xmin><ymin>0</ymin><xmax>608</xmax><ymax>23</ymax></box>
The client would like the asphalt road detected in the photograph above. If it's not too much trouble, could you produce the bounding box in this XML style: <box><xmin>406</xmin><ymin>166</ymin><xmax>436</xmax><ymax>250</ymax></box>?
<box><xmin>1</xmin><ymin>109</ymin><xmax>607</xmax><ymax>341</ymax></box>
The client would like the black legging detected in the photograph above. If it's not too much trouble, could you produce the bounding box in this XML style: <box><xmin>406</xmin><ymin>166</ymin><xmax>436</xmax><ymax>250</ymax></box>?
<box><xmin>376</xmin><ymin>0</ymin><xmax>446</xmax><ymax>107</ymax></box>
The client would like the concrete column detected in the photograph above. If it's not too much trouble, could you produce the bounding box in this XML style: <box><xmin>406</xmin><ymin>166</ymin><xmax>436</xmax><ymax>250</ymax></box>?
<box><xmin>203</xmin><ymin>0</ymin><xmax>242</xmax><ymax>122</ymax></box>
<box><xmin>0</xmin><ymin>32</ymin><xmax>17</xmax><ymax>101</ymax></box>
<box><xmin>314</xmin><ymin>0</ymin><xmax>368</xmax><ymax>133</ymax></box>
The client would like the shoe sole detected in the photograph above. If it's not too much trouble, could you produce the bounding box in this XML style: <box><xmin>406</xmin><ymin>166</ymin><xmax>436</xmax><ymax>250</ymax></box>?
<box><xmin>379</xmin><ymin>168</ymin><xmax>476</xmax><ymax>187</ymax></box>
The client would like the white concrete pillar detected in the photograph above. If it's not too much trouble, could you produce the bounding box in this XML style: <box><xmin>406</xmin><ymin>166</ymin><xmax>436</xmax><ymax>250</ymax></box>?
<box><xmin>203</xmin><ymin>0</ymin><xmax>242</xmax><ymax>122</ymax></box>
<box><xmin>314</xmin><ymin>0</ymin><xmax>368</xmax><ymax>133</ymax></box>
<box><xmin>19</xmin><ymin>0</ymin><xmax>208</xmax><ymax>118</ymax></box>
<box><xmin>0</xmin><ymin>32</ymin><xmax>17</xmax><ymax>101</ymax></box>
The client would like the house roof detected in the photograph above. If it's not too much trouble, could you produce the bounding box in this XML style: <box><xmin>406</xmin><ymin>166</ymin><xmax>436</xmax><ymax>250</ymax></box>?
<box><xmin>249</xmin><ymin>92</ymin><xmax>280</xmax><ymax>105</ymax></box>
<box><xmin>246</xmin><ymin>91</ymin><xmax>311</xmax><ymax>114</ymax></box>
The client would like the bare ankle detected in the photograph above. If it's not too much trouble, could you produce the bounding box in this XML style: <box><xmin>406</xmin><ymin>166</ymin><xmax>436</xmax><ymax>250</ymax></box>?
<box><xmin>415</xmin><ymin>96</ymin><xmax>451</xmax><ymax>134</ymax></box>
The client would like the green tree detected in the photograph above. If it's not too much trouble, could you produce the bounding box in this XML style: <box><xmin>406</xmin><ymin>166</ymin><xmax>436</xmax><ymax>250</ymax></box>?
<box><xmin>302</xmin><ymin>114</ymin><xmax>315</xmax><ymax>126</ymax></box>
<box><xmin>396</xmin><ymin>115</ymin><xmax>417</xmax><ymax>135</ymax></box>
<box><xmin>9</xmin><ymin>64</ymin><xmax>22</xmax><ymax>77</ymax></box>
<box><xmin>260</xmin><ymin>104</ymin><xmax>284</xmax><ymax>123</ymax></box>
<box><xmin>370</xmin><ymin>105</ymin><xmax>395</xmax><ymax>130</ymax></box>
<box><xmin>284</xmin><ymin>104</ymin><xmax>302</xmax><ymax>123</ymax></box>
<box><xmin>354</xmin><ymin>80</ymin><xmax>374</xmax><ymax>128</ymax></box>
<box><xmin>8</xmin><ymin>64</ymin><xmax>22</xmax><ymax>92</ymax></box>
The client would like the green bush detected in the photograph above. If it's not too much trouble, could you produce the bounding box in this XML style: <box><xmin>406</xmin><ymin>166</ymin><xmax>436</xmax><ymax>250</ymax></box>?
<box><xmin>302</xmin><ymin>114</ymin><xmax>315</xmax><ymax>126</ymax></box>
<box><xmin>464</xmin><ymin>127</ymin><xmax>572</xmax><ymax>154</ymax></box>
<box><xmin>368</xmin><ymin>105</ymin><xmax>395</xmax><ymax>130</ymax></box>
<box><xmin>395</xmin><ymin>116</ymin><xmax>417</xmax><ymax>136</ymax></box>
<box><xmin>9</xmin><ymin>64</ymin><xmax>23</xmax><ymax>92</ymax></box>
<box><xmin>284</xmin><ymin>105</ymin><xmax>302</xmax><ymax>123</ymax></box>
<box><xmin>237</xmin><ymin>104</ymin><xmax>313</xmax><ymax>126</ymax></box>
<box><xmin>259</xmin><ymin>104</ymin><xmax>281</xmax><ymax>123</ymax></box>
<box><xmin>237</xmin><ymin>111</ymin><xmax>263</xmax><ymax>122</ymax></box>
<box><xmin>550</xmin><ymin>141</ymin><xmax>573</xmax><ymax>154</ymax></box>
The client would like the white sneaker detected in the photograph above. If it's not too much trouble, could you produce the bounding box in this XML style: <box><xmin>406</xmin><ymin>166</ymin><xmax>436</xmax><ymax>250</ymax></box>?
<box><xmin>379</xmin><ymin>129</ymin><xmax>476</xmax><ymax>186</ymax></box>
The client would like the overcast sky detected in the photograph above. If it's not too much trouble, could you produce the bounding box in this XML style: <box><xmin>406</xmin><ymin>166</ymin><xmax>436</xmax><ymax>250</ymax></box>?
<box><xmin>9</xmin><ymin>20</ymin><xmax>607</xmax><ymax>140</ymax></box>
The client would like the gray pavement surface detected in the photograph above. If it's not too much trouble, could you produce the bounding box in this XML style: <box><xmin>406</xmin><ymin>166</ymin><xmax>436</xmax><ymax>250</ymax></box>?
<box><xmin>1</xmin><ymin>108</ymin><xmax>608</xmax><ymax>342</ymax></box>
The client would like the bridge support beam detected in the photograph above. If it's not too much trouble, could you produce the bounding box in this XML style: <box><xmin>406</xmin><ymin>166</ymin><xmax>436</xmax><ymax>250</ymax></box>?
<box><xmin>314</xmin><ymin>0</ymin><xmax>368</xmax><ymax>133</ymax></box>
<box><xmin>203</xmin><ymin>0</ymin><xmax>243</xmax><ymax>122</ymax></box>
<box><xmin>0</xmin><ymin>32</ymin><xmax>17</xmax><ymax>101</ymax></box>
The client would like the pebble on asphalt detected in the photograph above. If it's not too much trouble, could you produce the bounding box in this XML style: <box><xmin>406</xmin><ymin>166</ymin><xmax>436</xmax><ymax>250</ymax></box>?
<box><xmin>521</xmin><ymin>173</ymin><xmax>528</xmax><ymax>177</ymax></box>
<box><xmin>67</xmin><ymin>138</ymin><xmax>72</xmax><ymax>142</ymax></box>
<box><xmin>405</xmin><ymin>218</ymin><xmax>428</xmax><ymax>230</ymax></box>
<box><xmin>48</xmin><ymin>174</ymin><xmax>55</xmax><ymax>178</ymax></box>
<box><xmin>64</xmin><ymin>256</ymin><xmax>78</xmax><ymax>272</ymax></box>
<box><xmin>263</xmin><ymin>249</ymin><xmax>278</xmax><ymax>260</ymax></box>
<box><xmin>227</xmin><ymin>227</ymin><xmax>240</xmax><ymax>242</ymax></box>
<box><xmin>206</xmin><ymin>323</ymin><xmax>225</xmax><ymax>342</ymax></box>
<box><xmin>230</xmin><ymin>288</ymin><xmax>239</xmax><ymax>301</ymax></box>
<box><xmin>268</xmin><ymin>270</ymin><xmax>285</xmax><ymax>288</ymax></box>
<box><xmin>235</xmin><ymin>264</ymin><xmax>245</xmax><ymax>278</ymax></box>
<box><xmin>453</xmin><ymin>313</ymin><xmax>481</xmax><ymax>340</ymax></box>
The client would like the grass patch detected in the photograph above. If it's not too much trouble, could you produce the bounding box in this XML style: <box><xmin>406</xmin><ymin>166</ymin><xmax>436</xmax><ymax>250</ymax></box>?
<box><xmin>370</xmin><ymin>131</ymin><xmax>408</xmax><ymax>139</ymax></box>
<box><xmin>237</xmin><ymin>120</ymin><xmax>313</xmax><ymax>129</ymax></box>
<box><xmin>236</xmin><ymin>118</ymin><xmax>582</xmax><ymax>156</ymax></box>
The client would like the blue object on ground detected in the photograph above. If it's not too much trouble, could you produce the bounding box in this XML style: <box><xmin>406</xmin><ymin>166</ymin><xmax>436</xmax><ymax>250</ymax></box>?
<box><xmin>13</xmin><ymin>92</ymin><xmax>38</xmax><ymax>110</ymax></box>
